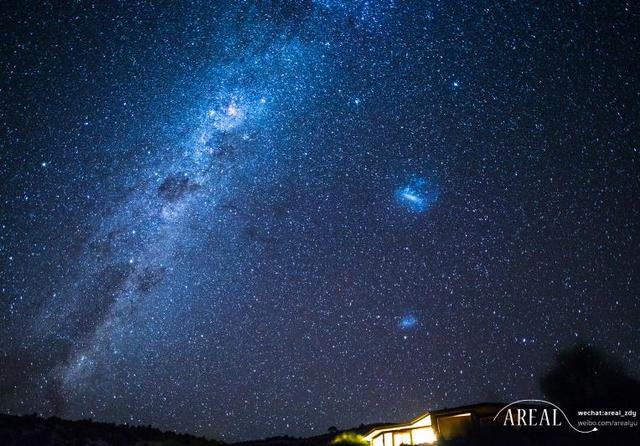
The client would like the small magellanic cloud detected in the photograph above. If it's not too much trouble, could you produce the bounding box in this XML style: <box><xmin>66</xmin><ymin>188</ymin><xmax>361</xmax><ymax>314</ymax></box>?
<box><xmin>399</xmin><ymin>313</ymin><xmax>418</xmax><ymax>330</ymax></box>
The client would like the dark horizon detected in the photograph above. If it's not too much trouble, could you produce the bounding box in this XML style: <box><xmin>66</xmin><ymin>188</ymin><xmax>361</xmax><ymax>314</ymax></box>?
<box><xmin>1</xmin><ymin>0</ymin><xmax>639</xmax><ymax>442</ymax></box>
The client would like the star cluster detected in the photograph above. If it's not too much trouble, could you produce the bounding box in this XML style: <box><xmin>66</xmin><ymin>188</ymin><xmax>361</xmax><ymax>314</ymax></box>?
<box><xmin>1</xmin><ymin>0</ymin><xmax>639</xmax><ymax>441</ymax></box>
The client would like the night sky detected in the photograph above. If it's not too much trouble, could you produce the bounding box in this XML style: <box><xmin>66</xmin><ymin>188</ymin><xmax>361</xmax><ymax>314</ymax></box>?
<box><xmin>1</xmin><ymin>0</ymin><xmax>639</xmax><ymax>441</ymax></box>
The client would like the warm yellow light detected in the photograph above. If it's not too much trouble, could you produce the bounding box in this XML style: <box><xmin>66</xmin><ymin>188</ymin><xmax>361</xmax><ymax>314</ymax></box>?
<box><xmin>331</xmin><ymin>432</ymin><xmax>368</xmax><ymax>446</ymax></box>
<box><xmin>411</xmin><ymin>427</ymin><xmax>436</xmax><ymax>444</ymax></box>
<box><xmin>411</xmin><ymin>415</ymin><xmax>431</xmax><ymax>427</ymax></box>
<box><xmin>364</xmin><ymin>413</ymin><xmax>434</xmax><ymax>446</ymax></box>
<box><xmin>393</xmin><ymin>431</ymin><xmax>411</xmax><ymax>446</ymax></box>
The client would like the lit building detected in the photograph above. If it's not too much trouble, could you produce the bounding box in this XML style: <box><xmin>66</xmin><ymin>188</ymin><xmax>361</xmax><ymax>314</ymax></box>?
<box><xmin>362</xmin><ymin>403</ymin><xmax>503</xmax><ymax>445</ymax></box>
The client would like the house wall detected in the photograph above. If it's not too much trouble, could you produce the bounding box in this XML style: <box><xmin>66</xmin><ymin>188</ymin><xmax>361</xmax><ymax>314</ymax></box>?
<box><xmin>366</xmin><ymin>404</ymin><xmax>503</xmax><ymax>446</ymax></box>
<box><xmin>370</xmin><ymin>426</ymin><xmax>436</xmax><ymax>446</ymax></box>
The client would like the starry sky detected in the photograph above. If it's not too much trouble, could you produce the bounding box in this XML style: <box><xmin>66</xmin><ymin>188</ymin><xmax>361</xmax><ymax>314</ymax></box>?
<box><xmin>1</xmin><ymin>0</ymin><xmax>639</xmax><ymax>441</ymax></box>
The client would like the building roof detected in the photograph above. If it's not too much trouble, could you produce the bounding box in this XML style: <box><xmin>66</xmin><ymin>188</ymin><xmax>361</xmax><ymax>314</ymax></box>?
<box><xmin>362</xmin><ymin>402</ymin><xmax>505</xmax><ymax>440</ymax></box>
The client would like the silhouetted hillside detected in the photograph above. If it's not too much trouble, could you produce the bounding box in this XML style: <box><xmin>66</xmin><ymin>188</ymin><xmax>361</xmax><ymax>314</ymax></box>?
<box><xmin>231</xmin><ymin>424</ymin><xmax>392</xmax><ymax>446</ymax></box>
<box><xmin>0</xmin><ymin>413</ymin><xmax>221</xmax><ymax>446</ymax></box>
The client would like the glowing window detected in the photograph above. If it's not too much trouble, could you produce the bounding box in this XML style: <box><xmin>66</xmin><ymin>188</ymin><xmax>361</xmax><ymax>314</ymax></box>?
<box><xmin>393</xmin><ymin>431</ymin><xmax>411</xmax><ymax>446</ymax></box>
<box><xmin>383</xmin><ymin>432</ymin><xmax>393</xmax><ymax>446</ymax></box>
<box><xmin>410</xmin><ymin>427</ymin><xmax>436</xmax><ymax>444</ymax></box>
<box><xmin>373</xmin><ymin>435</ymin><xmax>384</xmax><ymax>446</ymax></box>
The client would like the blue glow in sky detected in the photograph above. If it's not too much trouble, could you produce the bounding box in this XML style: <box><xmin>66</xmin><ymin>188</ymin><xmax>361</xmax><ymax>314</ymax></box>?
<box><xmin>395</xmin><ymin>177</ymin><xmax>440</xmax><ymax>213</ymax></box>
<box><xmin>399</xmin><ymin>314</ymin><xmax>419</xmax><ymax>330</ymax></box>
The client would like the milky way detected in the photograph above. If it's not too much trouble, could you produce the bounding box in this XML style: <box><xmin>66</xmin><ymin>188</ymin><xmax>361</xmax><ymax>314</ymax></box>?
<box><xmin>1</xmin><ymin>0</ymin><xmax>639</xmax><ymax>441</ymax></box>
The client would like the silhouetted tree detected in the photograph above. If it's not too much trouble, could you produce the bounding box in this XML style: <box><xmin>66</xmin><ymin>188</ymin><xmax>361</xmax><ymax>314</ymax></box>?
<box><xmin>540</xmin><ymin>343</ymin><xmax>640</xmax><ymax>412</ymax></box>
